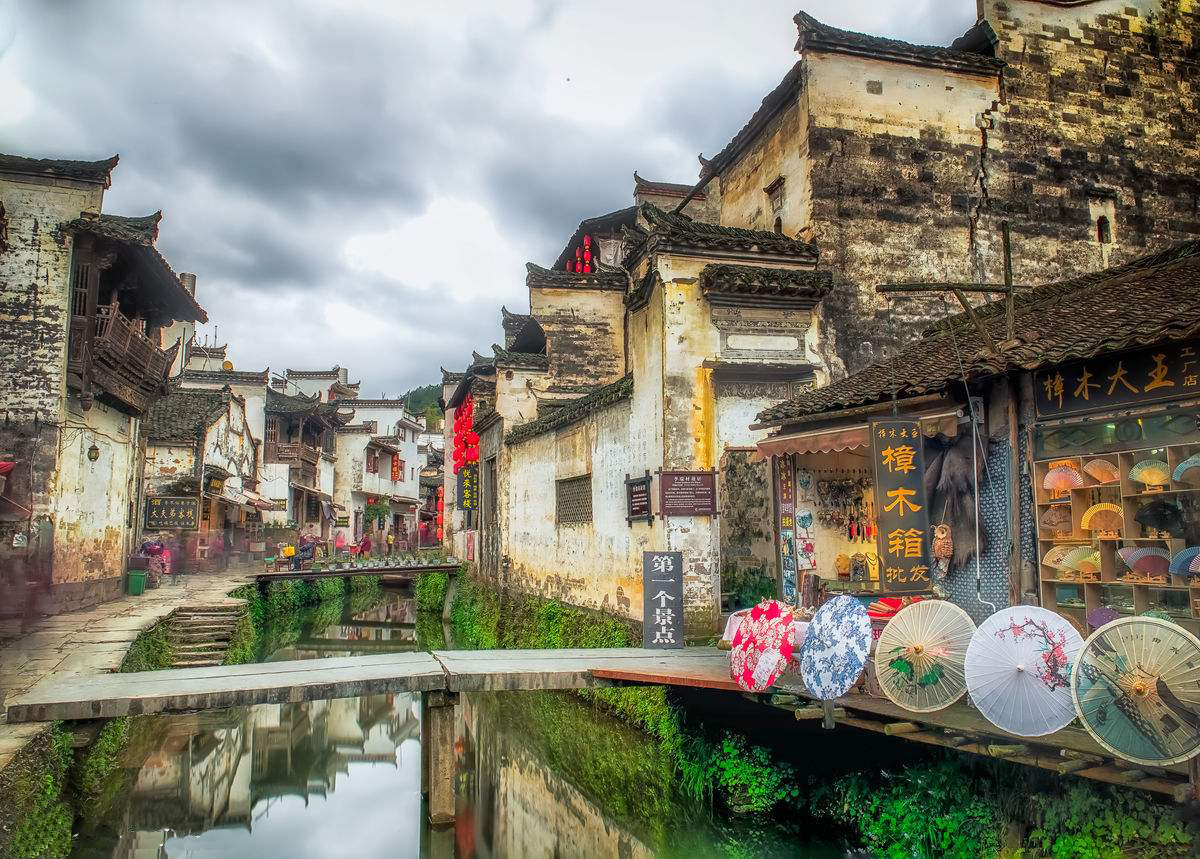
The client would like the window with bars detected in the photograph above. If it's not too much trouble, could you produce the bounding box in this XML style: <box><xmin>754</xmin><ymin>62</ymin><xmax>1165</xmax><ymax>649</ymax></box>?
<box><xmin>555</xmin><ymin>474</ymin><xmax>592</xmax><ymax>525</ymax></box>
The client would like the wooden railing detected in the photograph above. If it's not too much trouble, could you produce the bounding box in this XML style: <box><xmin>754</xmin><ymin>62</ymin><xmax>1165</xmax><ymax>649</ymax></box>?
<box><xmin>264</xmin><ymin>442</ymin><xmax>321</xmax><ymax>467</ymax></box>
<box><xmin>66</xmin><ymin>301</ymin><xmax>174</xmax><ymax>414</ymax></box>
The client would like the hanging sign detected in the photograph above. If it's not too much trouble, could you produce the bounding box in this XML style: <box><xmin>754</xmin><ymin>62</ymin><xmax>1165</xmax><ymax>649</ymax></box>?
<box><xmin>391</xmin><ymin>454</ymin><xmax>401</xmax><ymax>482</ymax></box>
<box><xmin>870</xmin><ymin>419</ymin><xmax>931</xmax><ymax>593</ymax></box>
<box><xmin>271</xmin><ymin>498</ymin><xmax>288</xmax><ymax>511</ymax></box>
<box><xmin>642</xmin><ymin>551</ymin><xmax>684</xmax><ymax>648</ymax></box>
<box><xmin>775</xmin><ymin>457</ymin><xmax>798</xmax><ymax>603</ymax></box>
<box><xmin>144</xmin><ymin>496</ymin><xmax>200</xmax><ymax>530</ymax></box>
<box><xmin>625</xmin><ymin>472</ymin><xmax>653</xmax><ymax>525</ymax></box>
<box><xmin>457</xmin><ymin>463</ymin><xmax>478</xmax><ymax>511</ymax></box>
<box><xmin>659</xmin><ymin>470</ymin><xmax>717</xmax><ymax>517</ymax></box>
<box><xmin>1034</xmin><ymin>340</ymin><xmax>1200</xmax><ymax>418</ymax></box>
<box><xmin>335</xmin><ymin>514</ymin><xmax>350</xmax><ymax>527</ymax></box>
<box><xmin>204</xmin><ymin>474</ymin><xmax>225</xmax><ymax>494</ymax></box>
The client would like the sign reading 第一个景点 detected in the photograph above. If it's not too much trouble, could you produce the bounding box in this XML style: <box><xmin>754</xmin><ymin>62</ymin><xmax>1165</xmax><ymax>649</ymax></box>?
<box><xmin>144</xmin><ymin>496</ymin><xmax>200</xmax><ymax>531</ymax></box>
<box><xmin>870</xmin><ymin>419</ymin><xmax>931</xmax><ymax>594</ymax></box>
<box><xmin>642</xmin><ymin>551</ymin><xmax>684</xmax><ymax>648</ymax></box>
<box><xmin>1034</xmin><ymin>340</ymin><xmax>1200</xmax><ymax>418</ymax></box>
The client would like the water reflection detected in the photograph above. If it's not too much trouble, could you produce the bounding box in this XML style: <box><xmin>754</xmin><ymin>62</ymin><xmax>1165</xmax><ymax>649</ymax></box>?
<box><xmin>258</xmin><ymin>588</ymin><xmax>429</xmax><ymax>662</ymax></box>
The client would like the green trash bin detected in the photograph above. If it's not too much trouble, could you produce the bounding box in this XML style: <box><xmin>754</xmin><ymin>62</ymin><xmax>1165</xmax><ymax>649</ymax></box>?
<box><xmin>127</xmin><ymin>570</ymin><xmax>147</xmax><ymax>596</ymax></box>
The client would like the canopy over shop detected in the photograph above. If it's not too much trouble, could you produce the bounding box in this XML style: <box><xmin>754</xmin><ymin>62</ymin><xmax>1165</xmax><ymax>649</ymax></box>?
<box><xmin>753</xmin><ymin>240</ymin><xmax>1200</xmax><ymax>630</ymax></box>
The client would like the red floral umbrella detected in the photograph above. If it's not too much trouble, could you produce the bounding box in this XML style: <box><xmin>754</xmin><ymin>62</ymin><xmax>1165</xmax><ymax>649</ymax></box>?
<box><xmin>729</xmin><ymin>599</ymin><xmax>795</xmax><ymax>692</ymax></box>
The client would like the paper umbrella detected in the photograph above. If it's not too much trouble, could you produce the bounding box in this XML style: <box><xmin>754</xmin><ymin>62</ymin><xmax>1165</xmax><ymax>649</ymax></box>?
<box><xmin>874</xmin><ymin>600</ymin><xmax>975</xmax><ymax>712</ymax></box>
<box><xmin>799</xmin><ymin>595</ymin><xmax>872</xmax><ymax>700</ymax></box>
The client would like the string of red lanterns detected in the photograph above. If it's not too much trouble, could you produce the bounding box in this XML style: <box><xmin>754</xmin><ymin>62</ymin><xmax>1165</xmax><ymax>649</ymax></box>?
<box><xmin>436</xmin><ymin>486</ymin><xmax>444</xmax><ymax>541</ymax></box>
<box><xmin>451</xmin><ymin>392</ymin><xmax>480</xmax><ymax>475</ymax></box>
<box><xmin>564</xmin><ymin>233</ymin><xmax>593</xmax><ymax>274</ymax></box>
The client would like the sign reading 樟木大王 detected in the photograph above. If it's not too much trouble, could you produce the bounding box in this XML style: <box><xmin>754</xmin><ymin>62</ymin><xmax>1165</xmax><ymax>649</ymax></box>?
<box><xmin>659</xmin><ymin>470</ymin><xmax>717</xmax><ymax>517</ymax></box>
<box><xmin>457</xmin><ymin>463</ymin><xmax>478</xmax><ymax>511</ymax></box>
<box><xmin>625</xmin><ymin>473</ymin><xmax>653</xmax><ymax>524</ymax></box>
<box><xmin>870</xmin><ymin>419</ymin><xmax>931</xmax><ymax>594</ymax></box>
<box><xmin>145</xmin><ymin>496</ymin><xmax>200</xmax><ymax>531</ymax></box>
<box><xmin>642</xmin><ymin>551</ymin><xmax>684</xmax><ymax>649</ymax></box>
<box><xmin>1034</xmin><ymin>340</ymin><xmax>1200</xmax><ymax>418</ymax></box>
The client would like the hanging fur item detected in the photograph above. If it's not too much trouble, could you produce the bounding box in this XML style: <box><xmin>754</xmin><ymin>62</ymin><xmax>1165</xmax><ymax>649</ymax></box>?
<box><xmin>923</xmin><ymin>431</ymin><xmax>989</xmax><ymax>570</ymax></box>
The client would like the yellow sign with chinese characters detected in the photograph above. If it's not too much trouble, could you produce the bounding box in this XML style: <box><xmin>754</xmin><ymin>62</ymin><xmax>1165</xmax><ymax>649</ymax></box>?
<box><xmin>870</xmin><ymin>419</ymin><xmax>932</xmax><ymax>593</ymax></box>
<box><xmin>1035</xmin><ymin>340</ymin><xmax>1200</xmax><ymax>418</ymax></box>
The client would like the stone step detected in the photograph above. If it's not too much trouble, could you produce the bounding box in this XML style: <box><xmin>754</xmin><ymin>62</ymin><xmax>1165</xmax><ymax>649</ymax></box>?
<box><xmin>173</xmin><ymin>645</ymin><xmax>229</xmax><ymax>656</ymax></box>
<box><xmin>179</xmin><ymin>604</ymin><xmax>244</xmax><ymax>614</ymax></box>
<box><xmin>169</xmin><ymin>633</ymin><xmax>232</xmax><ymax>644</ymax></box>
<box><xmin>174</xmin><ymin>611</ymin><xmax>242</xmax><ymax>620</ymax></box>
<box><xmin>172</xmin><ymin>659</ymin><xmax>222</xmax><ymax>668</ymax></box>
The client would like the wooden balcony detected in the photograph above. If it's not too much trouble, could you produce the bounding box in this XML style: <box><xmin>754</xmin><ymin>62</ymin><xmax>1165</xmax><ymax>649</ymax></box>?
<box><xmin>67</xmin><ymin>301</ymin><xmax>177</xmax><ymax>415</ymax></box>
<box><xmin>264</xmin><ymin>442</ymin><xmax>321</xmax><ymax>468</ymax></box>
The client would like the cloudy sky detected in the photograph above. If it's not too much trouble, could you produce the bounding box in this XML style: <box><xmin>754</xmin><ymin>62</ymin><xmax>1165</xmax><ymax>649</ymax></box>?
<box><xmin>0</xmin><ymin>0</ymin><xmax>974</xmax><ymax>396</ymax></box>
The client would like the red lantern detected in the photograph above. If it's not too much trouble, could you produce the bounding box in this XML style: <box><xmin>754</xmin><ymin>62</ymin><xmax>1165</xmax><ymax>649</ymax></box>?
<box><xmin>436</xmin><ymin>512</ymin><xmax>444</xmax><ymax>526</ymax></box>
<box><xmin>437</xmin><ymin>498</ymin><xmax>444</xmax><ymax>512</ymax></box>
<box><xmin>565</xmin><ymin>260</ymin><xmax>571</xmax><ymax>271</ymax></box>
<box><xmin>437</xmin><ymin>487</ymin><xmax>444</xmax><ymax>498</ymax></box>
<box><xmin>575</xmin><ymin>247</ymin><xmax>582</xmax><ymax>260</ymax></box>
<box><xmin>466</xmin><ymin>431</ymin><xmax>479</xmax><ymax>445</ymax></box>
<box><xmin>583</xmin><ymin>248</ymin><xmax>590</xmax><ymax>263</ymax></box>
<box><xmin>437</xmin><ymin>528</ymin><xmax>443</xmax><ymax>540</ymax></box>
<box><xmin>467</xmin><ymin>448</ymin><xmax>479</xmax><ymax>463</ymax></box>
<box><xmin>575</xmin><ymin>260</ymin><xmax>582</xmax><ymax>273</ymax></box>
<box><xmin>583</xmin><ymin>234</ymin><xmax>591</xmax><ymax>248</ymax></box>
<box><xmin>583</xmin><ymin>262</ymin><xmax>591</xmax><ymax>273</ymax></box>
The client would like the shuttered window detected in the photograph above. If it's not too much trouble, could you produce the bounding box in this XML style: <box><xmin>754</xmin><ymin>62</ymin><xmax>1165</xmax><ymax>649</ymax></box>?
<box><xmin>555</xmin><ymin>474</ymin><xmax>592</xmax><ymax>525</ymax></box>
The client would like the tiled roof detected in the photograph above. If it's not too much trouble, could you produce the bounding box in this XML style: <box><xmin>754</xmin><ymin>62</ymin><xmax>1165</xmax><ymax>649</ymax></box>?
<box><xmin>143</xmin><ymin>387</ymin><xmax>232</xmax><ymax>442</ymax></box>
<box><xmin>265</xmin><ymin>387</ymin><xmax>354</xmax><ymax>426</ymax></box>
<box><xmin>551</xmin><ymin>206</ymin><xmax>639</xmax><ymax>271</ymax></box>
<box><xmin>368</xmin><ymin>436</ymin><xmax>401</xmax><ymax>454</ymax></box>
<box><xmin>792</xmin><ymin>11</ymin><xmax>1004</xmax><ymax>76</ymax></box>
<box><xmin>61</xmin><ymin>212</ymin><xmax>207</xmax><ymax>323</ymax></box>
<box><xmin>526</xmin><ymin>262</ymin><xmax>627</xmax><ymax>290</ymax></box>
<box><xmin>440</xmin><ymin>367</ymin><xmax>465</xmax><ymax>383</ymax></box>
<box><xmin>627</xmin><ymin>204</ymin><xmax>819</xmax><ymax>263</ymax></box>
<box><xmin>187</xmin><ymin>343</ymin><xmax>227</xmax><ymax>359</ymax></box>
<box><xmin>0</xmin><ymin>153</ymin><xmax>119</xmax><ymax>184</ymax></box>
<box><xmin>286</xmin><ymin>367</ymin><xmax>344</xmax><ymax>379</ymax></box>
<box><xmin>178</xmin><ymin>368</ymin><xmax>270</xmax><ymax>386</ymax></box>
<box><xmin>755</xmin><ymin>241</ymin><xmax>1200</xmax><ymax>428</ymax></box>
<box><xmin>700</xmin><ymin>263</ymin><xmax>833</xmax><ymax>303</ymax></box>
<box><xmin>633</xmin><ymin>172</ymin><xmax>704</xmax><ymax>200</ymax></box>
<box><xmin>506</xmin><ymin>375</ymin><xmax>634</xmax><ymax>445</ymax></box>
<box><xmin>699</xmin><ymin>62</ymin><xmax>804</xmax><ymax>182</ymax></box>
<box><xmin>492</xmin><ymin>344</ymin><xmax>549</xmax><ymax>370</ymax></box>
<box><xmin>501</xmin><ymin>306</ymin><xmax>547</xmax><ymax>353</ymax></box>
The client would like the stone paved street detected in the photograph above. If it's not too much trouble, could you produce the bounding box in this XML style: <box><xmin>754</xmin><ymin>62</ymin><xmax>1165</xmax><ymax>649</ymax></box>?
<box><xmin>0</xmin><ymin>567</ymin><xmax>251</xmax><ymax>771</ymax></box>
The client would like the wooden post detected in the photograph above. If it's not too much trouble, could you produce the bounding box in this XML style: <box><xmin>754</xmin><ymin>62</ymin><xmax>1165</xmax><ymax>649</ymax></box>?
<box><xmin>1188</xmin><ymin>755</ymin><xmax>1200</xmax><ymax>802</ymax></box>
<box><xmin>421</xmin><ymin>690</ymin><xmax>459</xmax><ymax>826</ymax></box>
<box><xmin>1002</xmin><ymin>220</ymin><xmax>1015</xmax><ymax>343</ymax></box>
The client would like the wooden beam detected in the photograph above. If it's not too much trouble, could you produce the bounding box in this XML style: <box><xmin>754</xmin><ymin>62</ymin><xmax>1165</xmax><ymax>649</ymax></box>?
<box><xmin>795</xmin><ymin>705</ymin><xmax>846</xmax><ymax>721</ymax></box>
<box><xmin>1058</xmin><ymin>759</ymin><xmax>1090</xmax><ymax>774</ymax></box>
<box><xmin>1060</xmin><ymin>749</ymin><xmax>1105</xmax><ymax>764</ymax></box>
<box><xmin>986</xmin><ymin>743</ymin><xmax>1030</xmax><ymax>758</ymax></box>
<box><xmin>876</xmin><ymin>283</ymin><xmax>1030</xmax><ymax>294</ymax></box>
<box><xmin>1002</xmin><ymin>220</ymin><xmax>1016</xmax><ymax>343</ymax></box>
<box><xmin>951</xmin><ymin>288</ymin><xmax>1001</xmax><ymax>355</ymax></box>
<box><xmin>884</xmin><ymin>721</ymin><xmax>922</xmax><ymax>735</ymax></box>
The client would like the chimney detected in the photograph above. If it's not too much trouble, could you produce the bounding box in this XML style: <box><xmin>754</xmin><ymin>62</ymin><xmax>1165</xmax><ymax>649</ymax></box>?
<box><xmin>338</xmin><ymin>366</ymin><xmax>349</xmax><ymax>385</ymax></box>
<box><xmin>179</xmin><ymin>272</ymin><xmax>197</xmax><ymax>295</ymax></box>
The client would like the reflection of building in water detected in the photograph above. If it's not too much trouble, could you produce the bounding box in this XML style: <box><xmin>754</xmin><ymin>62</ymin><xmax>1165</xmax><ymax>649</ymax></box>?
<box><xmin>269</xmin><ymin>594</ymin><xmax>419</xmax><ymax>661</ymax></box>
<box><xmin>108</xmin><ymin>694</ymin><xmax>420</xmax><ymax>856</ymax></box>
<box><xmin>458</xmin><ymin>696</ymin><xmax>655</xmax><ymax>859</ymax></box>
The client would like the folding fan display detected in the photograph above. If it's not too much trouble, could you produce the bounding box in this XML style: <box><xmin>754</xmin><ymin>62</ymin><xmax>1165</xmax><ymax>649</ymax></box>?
<box><xmin>1169</xmin><ymin>547</ymin><xmax>1200</xmax><ymax>575</ymax></box>
<box><xmin>1129</xmin><ymin>459</ymin><xmax>1171</xmax><ymax>488</ymax></box>
<box><xmin>1062</xmin><ymin>547</ymin><xmax>1102</xmax><ymax>573</ymax></box>
<box><xmin>1173</xmin><ymin>453</ymin><xmax>1200</xmax><ymax>486</ymax></box>
<box><xmin>1041</xmin><ymin>545</ymin><xmax>1079</xmax><ymax>570</ymax></box>
<box><xmin>1080</xmin><ymin>503</ymin><xmax>1123</xmax><ymax>532</ymax></box>
<box><xmin>1135</xmin><ymin>500</ymin><xmax>1185</xmax><ymax>538</ymax></box>
<box><xmin>1083</xmin><ymin>458</ymin><xmax>1121</xmax><ymax>485</ymax></box>
<box><xmin>1039</xmin><ymin>505</ymin><xmax>1073</xmax><ymax>532</ymax></box>
<box><xmin>1117</xmin><ymin>547</ymin><xmax>1170</xmax><ymax>576</ymax></box>
<box><xmin>1044</xmin><ymin>464</ymin><xmax>1086</xmax><ymax>492</ymax></box>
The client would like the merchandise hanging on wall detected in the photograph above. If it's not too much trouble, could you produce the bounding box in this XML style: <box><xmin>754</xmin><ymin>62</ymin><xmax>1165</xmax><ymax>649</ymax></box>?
<box><xmin>965</xmin><ymin>606</ymin><xmax>1083</xmax><ymax>737</ymax></box>
<box><xmin>1073</xmin><ymin>616</ymin><xmax>1200</xmax><ymax>766</ymax></box>
<box><xmin>874</xmin><ymin>600</ymin><xmax>975</xmax><ymax>713</ymax></box>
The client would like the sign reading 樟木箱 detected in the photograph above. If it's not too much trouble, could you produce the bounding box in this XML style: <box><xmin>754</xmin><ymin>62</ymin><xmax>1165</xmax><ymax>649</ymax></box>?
<box><xmin>457</xmin><ymin>463</ymin><xmax>478</xmax><ymax>511</ymax></box>
<box><xmin>1034</xmin><ymin>340</ymin><xmax>1200</xmax><ymax>418</ymax></box>
<box><xmin>144</xmin><ymin>496</ymin><xmax>200</xmax><ymax>531</ymax></box>
<box><xmin>659</xmin><ymin>470</ymin><xmax>717</xmax><ymax>517</ymax></box>
<box><xmin>642</xmin><ymin>551</ymin><xmax>684</xmax><ymax>648</ymax></box>
<box><xmin>870</xmin><ymin>419</ymin><xmax>931</xmax><ymax>593</ymax></box>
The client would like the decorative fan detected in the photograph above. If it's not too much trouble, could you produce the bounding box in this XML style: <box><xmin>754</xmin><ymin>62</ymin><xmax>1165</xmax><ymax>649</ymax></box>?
<box><xmin>1173</xmin><ymin>453</ymin><xmax>1200</xmax><ymax>486</ymax></box>
<box><xmin>1083</xmin><ymin>459</ymin><xmax>1121</xmax><ymax>485</ymax></box>
<box><xmin>1063</xmin><ymin>547</ymin><xmax>1102</xmax><ymax>573</ymax></box>
<box><xmin>1169</xmin><ymin>547</ymin><xmax>1200</xmax><ymax>575</ymax></box>
<box><xmin>1118</xmin><ymin>546</ymin><xmax>1170</xmax><ymax>576</ymax></box>
<box><xmin>1044</xmin><ymin>464</ymin><xmax>1086</xmax><ymax>492</ymax></box>
<box><xmin>1129</xmin><ymin>459</ymin><xmax>1171</xmax><ymax>488</ymax></box>
<box><xmin>1135</xmin><ymin>500</ymin><xmax>1185</xmax><ymax>538</ymax></box>
<box><xmin>1042</xmin><ymin>545</ymin><xmax>1079</xmax><ymax>570</ymax></box>
<box><xmin>1081</xmin><ymin>503</ymin><xmax>1123</xmax><ymax>532</ymax></box>
<box><xmin>1040</xmin><ymin>505</ymin><xmax>1073</xmax><ymax>531</ymax></box>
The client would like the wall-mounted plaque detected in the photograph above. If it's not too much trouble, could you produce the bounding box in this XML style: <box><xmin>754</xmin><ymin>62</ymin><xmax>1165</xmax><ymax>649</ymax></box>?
<box><xmin>659</xmin><ymin>470</ymin><xmax>717</xmax><ymax>517</ymax></box>
<box><xmin>642</xmin><ymin>551</ymin><xmax>684</xmax><ymax>648</ymax></box>
<box><xmin>625</xmin><ymin>472</ymin><xmax>653</xmax><ymax>525</ymax></box>
<box><xmin>144</xmin><ymin>496</ymin><xmax>200</xmax><ymax>531</ymax></box>
<box><xmin>457</xmin><ymin>463</ymin><xmax>478</xmax><ymax>511</ymax></box>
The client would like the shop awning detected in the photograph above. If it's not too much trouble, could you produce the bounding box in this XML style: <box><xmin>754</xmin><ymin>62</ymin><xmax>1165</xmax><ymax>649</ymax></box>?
<box><xmin>321</xmin><ymin>500</ymin><xmax>335</xmax><ymax>520</ymax></box>
<box><xmin>754</xmin><ymin>425</ymin><xmax>870</xmax><ymax>460</ymax></box>
<box><xmin>241</xmin><ymin>488</ymin><xmax>276</xmax><ymax>511</ymax></box>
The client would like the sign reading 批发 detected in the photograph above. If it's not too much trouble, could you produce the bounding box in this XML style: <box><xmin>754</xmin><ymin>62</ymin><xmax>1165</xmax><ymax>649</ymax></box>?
<box><xmin>642</xmin><ymin>551</ymin><xmax>684</xmax><ymax>649</ymax></box>
<box><xmin>870</xmin><ymin>419</ymin><xmax>931</xmax><ymax>594</ymax></box>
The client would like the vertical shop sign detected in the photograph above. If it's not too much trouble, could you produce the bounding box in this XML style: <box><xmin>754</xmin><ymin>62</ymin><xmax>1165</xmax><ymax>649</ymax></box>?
<box><xmin>391</xmin><ymin>454</ymin><xmax>400</xmax><ymax>482</ymax></box>
<box><xmin>775</xmin><ymin>457</ymin><xmax>797</xmax><ymax>603</ymax></box>
<box><xmin>642</xmin><ymin>551</ymin><xmax>684</xmax><ymax>648</ymax></box>
<box><xmin>870</xmin><ymin>418</ymin><xmax>932</xmax><ymax>593</ymax></box>
<box><xmin>457</xmin><ymin>463</ymin><xmax>478</xmax><ymax>511</ymax></box>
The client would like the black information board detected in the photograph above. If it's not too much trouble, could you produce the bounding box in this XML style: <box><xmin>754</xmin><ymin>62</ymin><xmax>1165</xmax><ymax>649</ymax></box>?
<box><xmin>659</xmin><ymin>470</ymin><xmax>717</xmax><ymax>517</ymax></box>
<box><xmin>457</xmin><ymin>463</ymin><xmax>479</xmax><ymax>511</ymax></box>
<box><xmin>625</xmin><ymin>472</ymin><xmax>653</xmax><ymax>525</ymax></box>
<box><xmin>642</xmin><ymin>550</ymin><xmax>684</xmax><ymax>648</ymax></box>
<box><xmin>144</xmin><ymin>496</ymin><xmax>200</xmax><ymax>531</ymax></box>
<box><xmin>1034</xmin><ymin>340</ymin><xmax>1200</xmax><ymax>418</ymax></box>
<box><xmin>870</xmin><ymin>419</ymin><xmax>932</xmax><ymax>593</ymax></box>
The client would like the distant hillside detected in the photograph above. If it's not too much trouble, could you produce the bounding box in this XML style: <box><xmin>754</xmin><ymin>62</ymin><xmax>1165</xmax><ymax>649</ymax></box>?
<box><xmin>400</xmin><ymin>383</ymin><xmax>443</xmax><ymax>431</ymax></box>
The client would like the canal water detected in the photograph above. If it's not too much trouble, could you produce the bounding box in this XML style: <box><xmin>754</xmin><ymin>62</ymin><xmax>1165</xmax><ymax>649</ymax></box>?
<box><xmin>69</xmin><ymin>588</ymin><xmax>857</xmax><ymax>858</ymax></box>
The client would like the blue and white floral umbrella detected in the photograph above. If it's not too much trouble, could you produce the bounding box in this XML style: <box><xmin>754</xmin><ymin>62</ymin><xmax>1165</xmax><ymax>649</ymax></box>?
<box><xmin>799</xmin><ymin>595</ymin><xmax>872</xmax><ymax>700</ymax></box>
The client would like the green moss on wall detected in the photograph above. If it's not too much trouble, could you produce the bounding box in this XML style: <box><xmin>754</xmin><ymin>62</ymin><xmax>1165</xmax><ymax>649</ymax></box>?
<box><xmin>222</xmin><ymin>611</ymin><xmax>257</xmax><ymax>666</ymax></box>
<box><xmin>0</xmin><ymin>724</ymin><xmax>74</xmax><ymax>859</ymax></box>
<box><xmin>118</xmin><ymin>621</ymin><xmax>174</xmax><ymax>673</ymax></box>
<box><xmin>414</xmin><ymin>570</ymin><xmax>450</xmax><ymax>613</ymax></box>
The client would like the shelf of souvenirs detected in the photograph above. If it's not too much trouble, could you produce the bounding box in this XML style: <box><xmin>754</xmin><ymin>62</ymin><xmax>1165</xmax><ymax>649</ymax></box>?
<box><xmin>1042</xmin><ymin>579</ymin><xmax>1200</xmax><ymax>634</ymax></box>
<box><xmin>1033</xmin><ymin>444</ymin><xmax>1200</xmax><ymax>507</ymax></box>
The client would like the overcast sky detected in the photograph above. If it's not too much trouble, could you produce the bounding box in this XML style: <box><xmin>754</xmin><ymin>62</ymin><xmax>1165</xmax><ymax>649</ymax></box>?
<box><xmin>0</xmin><ymin>1</ymin><xmax>974</xmax><ymax>396</ymax></box>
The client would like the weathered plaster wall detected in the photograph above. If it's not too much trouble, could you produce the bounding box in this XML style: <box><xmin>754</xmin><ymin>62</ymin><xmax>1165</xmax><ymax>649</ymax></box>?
<box><xmin>202</xmin><ymin>399</ymin><xmax>257</xmax><ymax>493</ymax></box>
<box><xmin>529</xmin><ymin>287</ymin><xmax>627</xmax><ymax>388</ymax></box>
<box><xmin>144</xmin><ymin>443</ymin><xmax>196</xmax><ymax>495</ymax></box>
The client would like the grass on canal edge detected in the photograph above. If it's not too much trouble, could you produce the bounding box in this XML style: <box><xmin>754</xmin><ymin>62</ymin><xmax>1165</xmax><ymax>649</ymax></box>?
<box><xmin>436</xmin><ymin>569</ymin><xmax>1200</xmax><ymax>858</ymax></box>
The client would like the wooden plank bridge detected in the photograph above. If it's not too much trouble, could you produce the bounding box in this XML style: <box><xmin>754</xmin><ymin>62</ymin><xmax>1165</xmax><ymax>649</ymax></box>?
<box><xmin>250</xmin><ymin>562</ymin><xmax>460</xmax><ymax>584</ymax></box>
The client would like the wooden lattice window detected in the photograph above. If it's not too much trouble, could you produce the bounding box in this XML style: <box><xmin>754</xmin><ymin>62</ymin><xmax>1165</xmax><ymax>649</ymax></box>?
<box><xmin>555</xmin><ymin>474</ymin><xmax>592</xmax><ymax>525</ymax></box>
<box><xmin>265</xmin><ymin>418</ymin><xmax>280</xmax><ymax>444</ymax></box>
